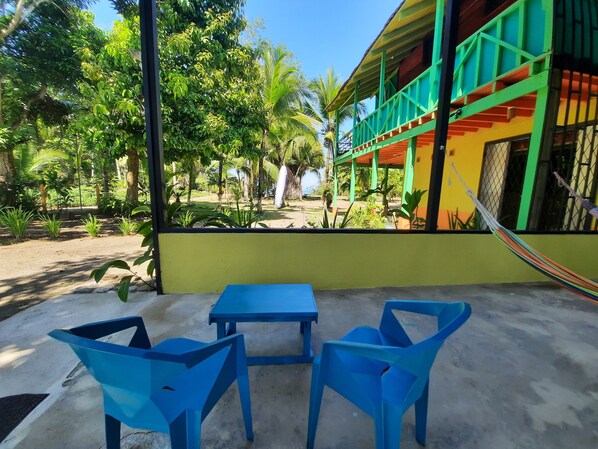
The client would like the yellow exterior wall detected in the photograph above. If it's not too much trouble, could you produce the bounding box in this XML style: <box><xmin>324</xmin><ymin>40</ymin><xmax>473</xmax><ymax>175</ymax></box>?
<box><xmin>411</xmin><ymin>115</ymin><xmax>534</xmax><ymax>228</ymax></box>
<box><xmin>159</xmin><ymin>232</ymin><xmax>598</xmax><ymax>293</ymax></box>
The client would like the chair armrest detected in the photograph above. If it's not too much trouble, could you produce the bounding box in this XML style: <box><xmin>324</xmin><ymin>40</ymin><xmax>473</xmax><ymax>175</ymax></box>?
<box><xmin>383</xmin><ymin>300</ymin><xmax>448</xmax><ymax>316</ymax></box>
<box><xmin>70</xmin><ymin>316</ymin><xmax>151</xmax><ymax>349</ymax></box>
<box><xmin>146</xmin><ymin>333</ymin><xmax>246</xmax><ymax>368</ymax></box>
<box><xmin>323</xmin><ymin>340</ymin><xmax>419</xmax><ymax>376</ymax></box>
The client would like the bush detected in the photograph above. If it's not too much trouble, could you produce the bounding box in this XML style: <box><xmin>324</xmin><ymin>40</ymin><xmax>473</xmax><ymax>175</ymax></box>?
<box><xmin>0</xmin><ymin>207</ymin><xmax>35</xmax><ymax>240</ymax></box>
<box><xmin>40</xmin><ymin>214</ymin><xmax>62</xmax><ymax>239</ymax></box>
<box><xmin>350</xmin><ymin>199</ymin><xmax>387</xmax><ymax>229</ymax></box>
<box><xmin>118</xmin><ymin>217</ymin><xmax>138</xmax><ymax>235</ymax></box>
<box><xmin>83</xmin><ymin>214</ymin><xmax>102</xmax><ymax>237</ymax></box>
<box><xmin>176</xmin><ymin>210</ymin><xmax>196</xmax><ymax>228</ymax></box>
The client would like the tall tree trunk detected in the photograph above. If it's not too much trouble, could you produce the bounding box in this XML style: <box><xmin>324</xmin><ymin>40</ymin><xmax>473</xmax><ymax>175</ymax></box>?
<box><xmin>40</xmin><ymin>183</ymin><xmax>47</xmax><ymax>213</ymax></box>
<box><xmin>257</xmin><ymin>129</ymin><xmax>267</xmax><ymax>212</ymax></box>
<box><xmin>125</xmin><ymin>147</ymin><xmax>139</xmax><ymax>204</ymax></box>
<box><xmin>217</xmin><ymin>158</ymin><xmax>224</xmax><ymax>202</ymax></box>
<box><xmin>0</xmin><ymin>79</ymin><xmax>15</xmax><ymax>186</ymax></box>
<box><xmin>187</xmin><ymin>165</ymin><xmax>194</xmax><ymax>205</ymax></box>
<box><xmin>101</xmin><ymin>156</ymin><xmax>110</xmax><ymax>198</ymax></box>
<box><xmin>323</xmin><ymin>141</ymin><xmax>332</xmax><ymax>187</ymax></box>
<box><xmin>284</xmin><ymin>167</ymin><xmax>303</xmax><ymax>200</ymax></box>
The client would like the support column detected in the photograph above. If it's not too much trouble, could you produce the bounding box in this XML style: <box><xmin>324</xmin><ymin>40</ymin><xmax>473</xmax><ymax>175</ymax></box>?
<box><xmin>517</xmin><ymin>70</ymin><xmax>560</xmax><ymax>230</ymax></box>
<box><xmin>352</xmin><ymin>82</ymin><xmax>360</xmax><ymax>148</ymax></box>
<box><xmin>426</xmin><ymin>0</ymin><xmax>460</xmax><ymax>231</ymax></box>
<box><xmin>333</xmin><ymin>165</ymin><xmax>338</xmax><ymax>207</ymax></box>
<box><xmin>140</xmin><ymin>0</ymin><xmax>166</xmax><ymax>294</ymax></box>
<box><xmin>403</xmin><ymin>137</ymin><xmax>417</xmax><ymax>203</ymax></box>
<box><xmin>378</xmin><ymin>51</ymin><xmax>387</xmax><ymax>108</ymax></box>
<box><xmin>334</xmin><ymin>110</ymin><xmax>340</xmax><ymax>157</ymax></box>
<box><xmin>371</xmin><ymin>150</ymin><xmax>379</xmax><ymax>189</ymax></box>
<box><xmin>350</xmin><ymin>158</ymin><xmax>357</xmax><ymax>203</ymax></box>
<box><xmin>429</xmin><ymin>0</ymin><xmax>446</xmax><ymax>107</ymax></box>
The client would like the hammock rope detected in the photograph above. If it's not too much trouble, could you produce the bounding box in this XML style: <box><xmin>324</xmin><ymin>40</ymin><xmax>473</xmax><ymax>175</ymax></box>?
<box><xmin>450</xmin><ymin>162</ymin><xmax>598</xmax><ymax>304</ymax></box>
<box><xmin>552</xmin><ymin>171</ymin><xmax>598</xmax><ymax>220</ymax></box>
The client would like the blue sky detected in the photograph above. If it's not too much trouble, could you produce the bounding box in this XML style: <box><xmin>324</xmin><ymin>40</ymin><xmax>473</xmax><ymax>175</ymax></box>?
<box><xmin>89</xmin><ymin>1</ymin><xmax>398</xmax><ymax>192</ymax></box>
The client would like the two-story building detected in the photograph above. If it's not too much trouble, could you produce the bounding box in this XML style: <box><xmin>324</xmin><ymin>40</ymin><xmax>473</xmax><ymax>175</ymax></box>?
<box><xmin>328</xmin><ymin>0</ymin><xmax>598</xmax><ymax>231</ymax></box>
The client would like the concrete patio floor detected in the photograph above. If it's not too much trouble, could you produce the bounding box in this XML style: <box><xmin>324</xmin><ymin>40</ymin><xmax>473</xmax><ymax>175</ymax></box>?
<box><xmin>0</xmin><ymin>283</ymin><xmax>597</xmax><ymax>449</ymax></box>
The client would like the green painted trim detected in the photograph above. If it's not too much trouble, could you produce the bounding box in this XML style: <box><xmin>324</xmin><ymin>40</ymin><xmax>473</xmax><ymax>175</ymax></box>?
<box><xmin>429</xmin><ymin>0</ymin><xmax>445</xmax><ymax>102</ymax></box>
<box><xmin>350</xmin><ymin>159</ymin><xmax>357</xmax><ymax>203</ymax></box>
<box><xmin>334</xmin><ymin>110</ymin><xmax>340</xmax><ymax>158</ymax></box>
<box><xmin>333</xmin><ymin>165</ymin><xmax>338</xmax><ymax>207</ymax></box>
<box><xmin>340</xmin><ymin>69</ymin><xmax>550</xmax><ymax>163</ymax></box>
<box><xmin>403</xmin><ymin>137</ymin><xmax>417</xmax><ymax>204</ymax></box>
<box><xmin>542</xmin><ymin>0</ymin><xmax>553</xmax><ymax>52</ymax></box>
<box><xmin>378</xmin><ymin>50</ymin><xmax>387</xmax><ymax>108</ymax></box>
<box><xmin>371</xmin><ymin>150</ymin><xmax>380</xmax><ymax>189</ymax></box>
<box><xmin>516</xmin><ymin>84</ymin><xmax>550</xmax><ymax>229</ymax></box>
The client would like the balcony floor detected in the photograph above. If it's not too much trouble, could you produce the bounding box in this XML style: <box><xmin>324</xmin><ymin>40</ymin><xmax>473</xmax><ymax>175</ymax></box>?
<box><xmin>1</xmin><ymin>283</ymin><xmax>597</xmax><ymax>449</ymax></box>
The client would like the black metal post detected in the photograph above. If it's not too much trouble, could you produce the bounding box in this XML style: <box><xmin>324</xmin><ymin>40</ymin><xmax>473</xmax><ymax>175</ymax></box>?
<box><xmin>139</xmin><ymin>0</ymin><xmax>167</xmax><ymax>293</ymax></box>
<box><xmin>426</xmin><ymin>0</ymin><xmax>460</xmax><ymax>231</ymax></box>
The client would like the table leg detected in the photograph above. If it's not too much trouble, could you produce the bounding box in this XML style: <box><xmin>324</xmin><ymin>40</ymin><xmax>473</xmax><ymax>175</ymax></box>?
<box><xmin>300</xmin><ymin>321</ymin><xmax>305</xmax><ymax>334</ymax></box>
<box><xmin>228</xmin><ymin>321</ymin><xmax>237</xmax><ymax>336</ymax></box>
<box><xmin>217</xmin><ymin>322</ymin><xmax>226</xmax><ymax>339</ymax></box>
<box><xmin>302</xmin><ymin>321</ymin><xmax>312</xmax><ymax>357</ymax></box>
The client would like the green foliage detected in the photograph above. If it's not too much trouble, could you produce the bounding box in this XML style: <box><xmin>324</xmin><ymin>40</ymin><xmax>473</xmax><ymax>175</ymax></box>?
<box><xmin>350</xmin><ymin>199</ymin><xmax>387</xmax><ymax>229</ymax></box>
<box><xmin>82</xmin><ymin>214</ymin><xmax>102</xmax><ymax>237</ymax></box>
<box><xmin>392</xmin><ymin>189</ymin><xmax>427</xmax><ymax>230</ymax></box>
<box><xmin>40</xmin><ymin>214</ymin><xmax>62</xmax><ymax>239</ymax></box>
<box><xmin>176</xmin><ymin>210</ymin><xmax>196</xmax><ymax>228</ymax></box>
<box><xmin>447</xmin><ymin>208</ymin><xmax>482</xmax><ymax>230</ymax></box>
<box><xmin>118</xmin><ymin>217</ymin><xmax>138</xmax><ymax>235</ymax></box>
<box><xmin>222</xmin><ymin>201</ymin><xmax>263</xmax><ymax>228</ymax></box>
<box><xmin>360</xmin><ymin>173</ymin><xmax>395</xmax><ymax>215</ymax></box>
<box><xmin>311</xmin><ymin>203</ymin><xmax>353</xmax><ymax>229</ymax></box>
<box><xmin>0</xmin><ymin>207</ymin><xmax>35</xmax><ymax>240</ymax></box>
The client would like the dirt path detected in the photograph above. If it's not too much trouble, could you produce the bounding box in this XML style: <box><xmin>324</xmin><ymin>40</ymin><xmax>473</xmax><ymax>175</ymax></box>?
<box><xmin>0</xmin><ymin>235</ymin><xmax>144</xmax><ymax>321</ymax></box>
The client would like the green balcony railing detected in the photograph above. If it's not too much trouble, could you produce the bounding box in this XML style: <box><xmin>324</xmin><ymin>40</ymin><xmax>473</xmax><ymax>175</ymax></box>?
<box><xmin>349</xmin><ymin>0</ymin><xmax>549</xmax><ymax>153</ymax></box>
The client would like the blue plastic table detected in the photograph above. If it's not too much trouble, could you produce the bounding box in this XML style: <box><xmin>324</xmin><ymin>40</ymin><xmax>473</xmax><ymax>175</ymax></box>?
<box><xmin>209</xmin><ymin>284</ymin><xmax>318</xmax><ymax>365</ymax></box>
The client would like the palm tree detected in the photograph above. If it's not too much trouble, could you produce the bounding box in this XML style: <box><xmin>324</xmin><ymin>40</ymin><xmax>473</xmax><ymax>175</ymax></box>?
<box><xmin>265</xmin><ymin>125</ymin><xmax>324</xmax><ymax>202</ymax></box>
<box><xmin>307</xmin><ymin>68</ymin><xmax>366</xmax><ymax>187</ymax></box>
<box><xmin>258</xmin><ymin>44</ymin><xmax>317</xmax><ymax>211</ymax></box>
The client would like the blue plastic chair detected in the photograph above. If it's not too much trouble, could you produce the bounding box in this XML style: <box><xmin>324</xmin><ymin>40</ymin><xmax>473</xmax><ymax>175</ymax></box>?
<box><xmin>49</xmin><ymin>316</ymin><xmax>253</xmax><ymax>449</ymax></box>
<box><xmin>307</xmin><ymin>300</ymin><xmax>471</xmax><ymax>449</ymax></box>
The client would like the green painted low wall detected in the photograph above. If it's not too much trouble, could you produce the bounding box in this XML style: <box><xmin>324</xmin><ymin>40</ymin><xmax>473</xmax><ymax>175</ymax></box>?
<box><xmin>159</xmin><ymin>233</ymin><xmax>598</xmax><ymax>293</ymax></box>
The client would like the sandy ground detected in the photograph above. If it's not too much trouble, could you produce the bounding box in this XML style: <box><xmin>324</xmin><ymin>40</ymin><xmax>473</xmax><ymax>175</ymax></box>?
<box><xmin>0</xmin><ymin>234</ymin><xmax>144</xmax><ymax>321</ymax></box>
<box><xmin>0</xmin><ymin>196</ymin><xmax>396</xmax><ymax>322</ymax></box>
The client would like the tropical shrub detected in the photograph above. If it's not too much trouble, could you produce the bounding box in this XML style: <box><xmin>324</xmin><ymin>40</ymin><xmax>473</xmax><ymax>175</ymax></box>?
<box><xmin>176</xmin><ymin>210</ymin><xmax>196</xmax><ymax>228</ymax></box>
<box><xmin>40</xmin><ymin>214</ymin><xmax>62</xmax><ymax>239</ymax></box>
<box><xmin>118</xmin><ymin>217</ymin><xmax>138</xmax><ymax>235</ymax></box>
<box><xmin>447</xmin><ymin>208</ymin><xmax>482</xmax><ymax>230</ymax></box>
<box><xmin>83</xmin><ymin>214</ymin><xmax>102</xmax><ymax>237</ymax></box>
<box><xmin>391</xmin><ymin>189</ymin><xmax>427</xmax><ymax>230</ymax></box>
<box><xmin>310</xmin><ymin>203</ymin><xmax>353</xmax><ymax>229</ymax></box>
<box><xmin>351</xmin><ymin>199</ymin><xmax>387</xmax><ymax>229</ymax></box>
<box><xmin>0</xmin><ymin>207</ymin><xmax>35</xmax><ymax>240</ymax></box>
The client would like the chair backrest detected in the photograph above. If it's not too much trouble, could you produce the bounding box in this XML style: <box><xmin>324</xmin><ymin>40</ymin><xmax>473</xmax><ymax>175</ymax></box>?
<box><xmin>378</xmin><ymin>300</ymin><xmax>471</xmax><ymax>404</ymax></box>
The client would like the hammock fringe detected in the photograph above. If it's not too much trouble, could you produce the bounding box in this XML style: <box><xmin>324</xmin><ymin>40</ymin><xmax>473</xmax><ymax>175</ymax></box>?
<box><xmin>450</xmin><ymin>162</ymin><xmax>598</xmax><ymax>304</ymax></box>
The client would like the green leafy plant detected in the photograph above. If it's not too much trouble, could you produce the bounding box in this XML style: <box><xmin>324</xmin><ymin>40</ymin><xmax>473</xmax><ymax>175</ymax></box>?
<box><xmin>83</xmin><ymin>214</ymin><xmax>102</xmax><ymax>238</ymax></box>
<box><xmin>351</xmin><ymin>199</ymin><xmax>387</xmax><ymax>229</ymax></box>
<box><xmin>118</xmin><ymin>217</ymin><xmax>138</xmax><ymax>235</ymax></box>
<box><xmin>89</xmin><ymin>203</ymin><xmax>182</xmax><ymax>302</ymax></box>
<box><xmin>176</xmin><ymin>210</ymin><xmax>196</xmax><ymax>228</ymax></box>
<box><xmin>391</xmin><ymin>189</ymin><xmax>427</xmax><ymax>230</ymax></box>
<box><xmin>447</xmin><ymin>208</ymin><xmax>482</xmax><ymax>230</ymax></box>
<box><xmin>312</xmin><ymin>203</ymin><xmax>353</xmax><ymax>228</ymax></box>
<box><xmin>40</xmin><ymin>214</ymin><xmax>62</xmax><ymax>239</ymax></box>
<box><xmin>0</xmin><ymin>207</ymin><xmax>35</xmax><ymax>240</ymax></box>
<box><xmin>360</xmin><ymin>173</ymin><xmax>395</xmax><ymax>215</ymax></box>
<box><xmin>222</xmin><ymin>200</ymin><xmax>263</xmax><ymax>228</ymax></box>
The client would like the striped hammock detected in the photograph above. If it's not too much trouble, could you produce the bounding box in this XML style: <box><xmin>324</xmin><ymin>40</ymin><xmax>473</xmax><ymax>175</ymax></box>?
<box><xmin>450</xmin><ymin>163</ymin><xmax>598</xmax><ymax>304</ymax></box>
